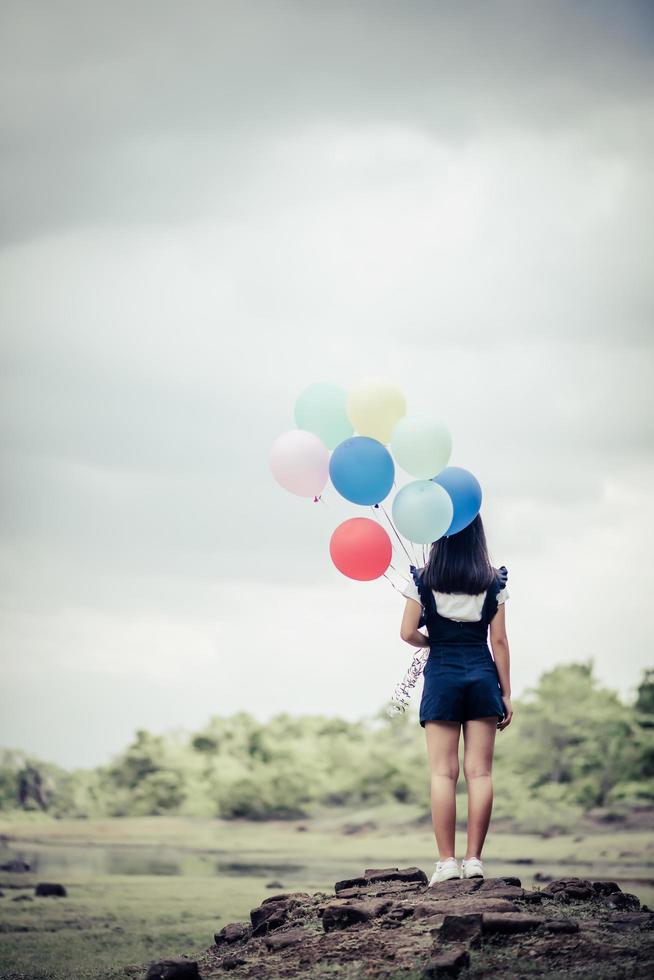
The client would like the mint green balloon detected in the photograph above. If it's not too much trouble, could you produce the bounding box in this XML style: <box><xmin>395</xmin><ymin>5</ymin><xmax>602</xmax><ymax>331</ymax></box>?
<box><xmin>294</xmin><ymin>382</ymin><xmax>354</xmax><ymax>450</ymax></box>
<box><xmin>390</xmin><ymin>414</ymin><xmax>452</xmax><ymax>479</ymax></box>
<box><xmin>392</xmin><ymin>480</ymin><xmax>454</xmax><ymax>544</ymax></box>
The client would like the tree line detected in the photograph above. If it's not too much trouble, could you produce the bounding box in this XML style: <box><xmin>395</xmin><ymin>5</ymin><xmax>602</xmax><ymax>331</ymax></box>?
<box><xmin>1</xmin><ymin>661</ymin><xmax>652</xmax><ymax>833</ymax></box>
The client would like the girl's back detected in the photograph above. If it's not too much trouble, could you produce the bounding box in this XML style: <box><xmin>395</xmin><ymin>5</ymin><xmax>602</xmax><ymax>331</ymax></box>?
<box><xmin>401</xmin><ymin>566</ymin><xmax>509</xmax><ymax>624</ymax></box>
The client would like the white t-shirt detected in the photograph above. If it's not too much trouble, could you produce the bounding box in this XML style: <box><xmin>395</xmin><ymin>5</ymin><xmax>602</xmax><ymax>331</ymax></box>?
<box><xmin>401</xmin><ymin>575</ymin><xmax>509</xmax><ymax>623</ymax></box>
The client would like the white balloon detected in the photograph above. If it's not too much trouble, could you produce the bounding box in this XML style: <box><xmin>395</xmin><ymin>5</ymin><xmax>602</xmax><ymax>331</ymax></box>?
<box><xmin>269</xmin><ymin>429</ymin><xmax>330</xmax><ymax>497</ymax></box>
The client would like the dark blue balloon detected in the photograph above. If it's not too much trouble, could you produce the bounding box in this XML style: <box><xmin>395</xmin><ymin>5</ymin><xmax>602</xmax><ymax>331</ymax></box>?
<box><xmin>330</xmin><ymin>436</ymin><xmax>395</xmax><ymax>506</ymax></box>
<box><xmin>431</xmin><ymin>466</ymin><xmax>482</xmax><ymax>536</ymax></box>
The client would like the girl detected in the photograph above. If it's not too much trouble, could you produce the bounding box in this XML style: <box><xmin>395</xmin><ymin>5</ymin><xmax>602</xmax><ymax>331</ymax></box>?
<box><xmin>399</xmin><ymin>513</ymin><xmax>513</xmax><ymax>885</ymax></box>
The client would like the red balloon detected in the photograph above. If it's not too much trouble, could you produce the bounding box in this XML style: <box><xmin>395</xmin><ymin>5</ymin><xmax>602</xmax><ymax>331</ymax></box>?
<box><xmin>329</xmin><ymin>518</ymin><xmax>392</xmax><ymax>581</ymax></box>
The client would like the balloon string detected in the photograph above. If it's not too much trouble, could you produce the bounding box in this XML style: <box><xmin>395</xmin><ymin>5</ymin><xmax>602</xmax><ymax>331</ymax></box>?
<box><xmin>383</xmin><ymin>571</ymin><xmax>402</xmax><ymax>592</ymax></box>
<box><xmin>383</xmin><ymin>569</ymin><xmax>411</xmax><ymax>590</ymax></box>
<box><xmin>377</xmin><ymin>503</ymin><xmax>415</xmax><ymax>565</ymax></box>
<box><xmin>368</xmin><ymin>505</ymin><xmax>412</xmax><ymax>572</ymax></box>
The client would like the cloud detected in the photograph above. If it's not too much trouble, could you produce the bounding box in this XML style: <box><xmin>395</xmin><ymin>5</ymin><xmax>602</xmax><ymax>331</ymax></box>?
<box><xmin>1</xmin><ymin>1</ymin><xmax>653</xmax><ymax>243</ymax></box>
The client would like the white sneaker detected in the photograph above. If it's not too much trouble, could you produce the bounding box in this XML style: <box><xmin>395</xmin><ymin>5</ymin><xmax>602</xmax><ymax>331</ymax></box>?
<box><xmin>461</xmin><ymin>856</ymin><xmax>484</xmax><ymax>879</ymax></box>
<box><xmin>429</xmin><ymin>857</ymin><xmax>461</xmax><ymax>885</ymax></box>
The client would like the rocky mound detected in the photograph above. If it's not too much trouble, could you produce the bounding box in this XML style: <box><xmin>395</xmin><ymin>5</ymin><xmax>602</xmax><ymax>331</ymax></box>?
<box><xmin>147</xmin><ymin>868</ymin><xmax>654</xmax><ymax>979</ymax></box>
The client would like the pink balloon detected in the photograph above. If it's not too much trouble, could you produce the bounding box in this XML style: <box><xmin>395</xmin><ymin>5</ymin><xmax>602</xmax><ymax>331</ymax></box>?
<box><xmin>269</xmin><ymin>429</ymin><xmax>330</xmax><ymax>497</ymax></box>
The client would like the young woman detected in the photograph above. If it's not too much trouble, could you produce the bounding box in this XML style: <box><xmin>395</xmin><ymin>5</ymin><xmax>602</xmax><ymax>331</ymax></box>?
<box><xmin>399</xmin><ymin>513</ymin><xmax>513</xmax><ymax>885</ymax></box>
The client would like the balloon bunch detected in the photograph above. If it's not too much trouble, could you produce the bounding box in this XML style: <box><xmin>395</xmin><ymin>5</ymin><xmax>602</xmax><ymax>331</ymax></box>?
<box><xmin>269</xmin><ymin>376</ymin><xmax>484</xmax><ymax>715</ymax></box>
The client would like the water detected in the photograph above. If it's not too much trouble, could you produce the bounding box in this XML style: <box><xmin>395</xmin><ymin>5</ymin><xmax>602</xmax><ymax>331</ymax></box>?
<box><xmin>1</xmin><ymin>840</ymin><xmax>652</xmax><ymax>907</ymax></box>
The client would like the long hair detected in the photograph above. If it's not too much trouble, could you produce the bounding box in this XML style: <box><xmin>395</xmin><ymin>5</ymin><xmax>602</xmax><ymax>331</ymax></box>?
<box><xmin>421</xmin><ymin>513</ymin><xmax>496</xmax><ymax>595</ymax></box>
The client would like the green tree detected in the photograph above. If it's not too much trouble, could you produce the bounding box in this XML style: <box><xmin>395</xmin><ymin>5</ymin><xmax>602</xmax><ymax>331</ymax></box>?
<box><xmin>102</xmin><ymin>729</ymin><xmax>187</xmax><ymax>816</ymax></box>
<box><xmin>506</xmin><ymin>661</ymin><xmax>642</xmax><ymax>808</ymax></box>
<box><xmin>635</xmin><ymin>669</ymin><xmax>654</xmax><ymax>720</ymax></box>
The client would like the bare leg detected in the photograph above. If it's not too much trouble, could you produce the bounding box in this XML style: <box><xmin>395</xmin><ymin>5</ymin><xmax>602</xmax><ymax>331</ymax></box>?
<box><xmin>462</xmin><ymin>717</ymin><xmax>497</xmax><ymax>859</ymax></box>
<box><xmin>424</xmin><ymin>720</ymin><xmax>461</xmax><ymax>860</ymax></box>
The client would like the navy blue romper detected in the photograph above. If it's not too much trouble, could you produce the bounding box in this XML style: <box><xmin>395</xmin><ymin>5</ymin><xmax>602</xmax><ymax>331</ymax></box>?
<box><xmin>409</xmin><ymin>564</ymin><xmax>508</xmax><ymax>727</ymax></box>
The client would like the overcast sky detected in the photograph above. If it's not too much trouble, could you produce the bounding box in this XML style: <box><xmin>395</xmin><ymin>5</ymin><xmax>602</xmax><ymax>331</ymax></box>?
<box><xmin>1</xmin><ymin>0</ymin><xmax>653</xmax><ymax>768</ymax></box>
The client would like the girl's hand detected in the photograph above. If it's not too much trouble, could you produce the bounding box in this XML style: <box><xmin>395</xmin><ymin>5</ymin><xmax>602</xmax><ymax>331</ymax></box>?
<box><xmin>497</xmin><ymin>696</ymin><xmax>513</xmax><ymax>731</ymax></box>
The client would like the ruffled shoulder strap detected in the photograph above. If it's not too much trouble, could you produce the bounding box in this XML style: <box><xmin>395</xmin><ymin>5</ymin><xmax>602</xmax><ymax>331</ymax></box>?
<box><xmin>408</xmin><ymin>564</ymin><xmax>427</xmax><ymax>604</ymax></box>
<box><xmin>482</xmin><ymin>565</ymin><xmax>509</xmax><ymax>623</ymax></box>
<box><xmin>409</xmin><ymin>564</ymin><xmax>435</xmax><ymax>627</ymax></box>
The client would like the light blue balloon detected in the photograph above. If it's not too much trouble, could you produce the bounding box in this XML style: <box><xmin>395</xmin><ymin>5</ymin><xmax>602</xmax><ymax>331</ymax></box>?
<box><xmin>294</xmin><ymin>382</ymin><xmax>354</xmax><ymax>450</ymax></box>
<box><xmin>329</xmin><ymin>436</ymin><xmax>395</xmax><ymax>505</ymax></box>
<box><xmin>432</xmin><ymin>466</ymin><xmax>482</xmax><ymax>536</ymax></box>
<box><xmin>392</xmin><ymin>480</ymin><xmax>453</xmax><ymax>545</ymax></box>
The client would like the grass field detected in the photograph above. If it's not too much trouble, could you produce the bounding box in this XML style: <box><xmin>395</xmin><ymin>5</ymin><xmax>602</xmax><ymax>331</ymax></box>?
<box><xmin>1</xmin><ymin>807</ymin><xmax>653</xmax><ymax>980</ymax></box>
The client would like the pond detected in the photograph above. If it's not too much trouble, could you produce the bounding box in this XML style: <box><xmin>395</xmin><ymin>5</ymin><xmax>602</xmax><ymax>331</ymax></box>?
<box><xmin>1</xmin><ymin>839</ymin><xmax>652</xmax><ymax>908</ymax></box>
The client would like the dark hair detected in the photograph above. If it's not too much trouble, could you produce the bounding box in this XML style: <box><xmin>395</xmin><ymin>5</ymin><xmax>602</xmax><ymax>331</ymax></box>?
<box><xmin>421</xmin><ymin>513</ymin><xmax>496</xmax><ymax>595</ymax></box>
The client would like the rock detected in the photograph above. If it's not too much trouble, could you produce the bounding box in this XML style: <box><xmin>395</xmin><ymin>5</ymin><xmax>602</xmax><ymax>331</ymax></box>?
<box><xmin>565</xmin><ymin>885</ymin><xmax>595</xmax><ymax>900</ymax></box>
<box><xmin>250</xmin><ymin>901</ymin><xmax>289</xmax><ymax>936</ymax></box>
<box><xmin>192</xmin><ymin>864</ymin><xmax>654</xmax><ymax>980</ymax></box>
<box><xmin>541</xmin><ymin>877</ymin><xmax>594</xmax><ymax>900</ymax></box>
<box><xmin>0</xmin><ymin>858</ymin><xmax>30</xmax><ymax>872</ymax></box>
<box><xmin>335</xmin><ymin>866</ymin><xmax>428</xmax><ymax>893</ymax></box>
<box><xmin>260</xmin><ymin>890</ymin><xmax>312</xmax><ymax>907</ymax></box>
<box><xmin>466</xmin><ymin>899</ymin><xmax>520</xmax><ymax>914</ymax></box>
<box><xmin>363</xmin><ymin>866</ymin><xmax>424</xmax><ymax>884</ymax></box>
<box><xmin>144</xmin><ymin>959</ymin><xmax>199</xmax><ymax>980</ymax></box>
<box><xmin>220</xmin><ymin>956</ymin><xmax>248</xmax><ymax>970</ymax></box>
<box><xmin>413</xmin><ymin>902</ymin><xmax>445</xmax><ymax>921</ymax></box>
<box><xmin>213</xmin><ymin>921</ymin><xmax>252</xmax><ymax>947</ymax></box>
<box><xmin>520</xmin><ymin>890</ymin><xmax>544</xmax><ymax>904</ymax></box>
<box><xmin>537</xmin><ymin>918</ymin><xmax>580</xmax><ymax>933</ymax></box>
<box><xmin>421</xmin><ymin>943</ymin><xmax>470</xmax><ymax>977</ymax></box>
<box><xmin>475</xmin><ymin>880</ymin><xmax>515</xmax><ymax>894</ymax></box>
<box><xmin>607</xmin><ymin>913</ymin><xmax>654</xmax><ymax>930</ymax></box>
<box><xmin>425</xmin><ymin>879</ymin><xmax>482</xmax><ymax>899</ymax></box>
<box><xmin>592</xmin><ymin>880</ymin><xmax>622</xmax><ymax>896</ymax></box>
<box><xmin>35</xmin><ymin>882</ymin><xmax>67</xmax><ymax>897</ymax></box>
<box><xmin>539</xmin><ymin>876</ymin><xmax>602</xmax><ymax>903</ymax></box>
<box><xmin>328</xmin><ymin>882</ymin><xmax>369</xmax><ymax>898</ymax></box>
<box><xmin>433</xmin><ymin>913</ymin><xmax>483</xmax><ymax>945</ymax></box>
<box><xmin>604</xmin><ymin>891</ymin><xmax>641</xmax><ymax>911</ymax></box>
<box><xmin>263</xmin><ymin>926</ymin><xmax>313</xmax><ymax>951</ymax></box>
<box><xmin>265</xmin><ymin>880</ymin><xmax>284</xmax><ymax>889</ymax></box>
<box><xmin>11</xmin><ymin>894</ymin><xmax>33</xmax><ymax>902</ymax></box>
<box><xmin>473</xmin><ymin>885</ymin><xmax>527</xmax><ymax>901</ymax></box>
<box><xmin>415</xmin><ymin>898</ymin><xmax>518</xmax><ymax>920</ymax></box>
<box><xmin>482</xmin><ymin>912</ymin><xmax>545</xmax><ymax>934</ymax></box>
<box><xmin>322</xmin><ymin>897</ymin><xmax>394</xmax><ymax>932</ymax></box>
<box><xmin>534</xmin><ymin>871</ymin><xmax>554</xmax><ymax>882</ymax></box>
<box><xmin>333</xmin><ymin>886</ymin><xmax>372</xmax><ymax>900</ymax></box>
<box><xmin>477</xmin><ymin>876</ymin><xmax>522</xmax><ymax>889</ymax></box>
<box><xmin>382</xmin><ymin>902</ymin><xmax>415</xmax><ymax>923</ymax></box>
<box><xmin>250</xmin><ymin>892</ymin><xmax>311</xmax><ymax>936</ymax></box>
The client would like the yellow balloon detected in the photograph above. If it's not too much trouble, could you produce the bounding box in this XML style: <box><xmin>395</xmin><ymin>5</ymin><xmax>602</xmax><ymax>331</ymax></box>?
<box><xmin>347</xmin><ymin>376</ymin><xmax>407</xmax><ymax>444</ymax></box>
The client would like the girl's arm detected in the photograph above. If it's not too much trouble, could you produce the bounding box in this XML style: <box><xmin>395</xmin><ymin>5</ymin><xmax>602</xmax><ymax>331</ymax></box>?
<box><xmin>489</xmin><ymin>603</ymin><xmax>511</xmax><ymax>696</ymax></box>
<box><xmin>400</xmin><ymin>598</ymin><xmax>430</xmax><ymax>648</ymax></box>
